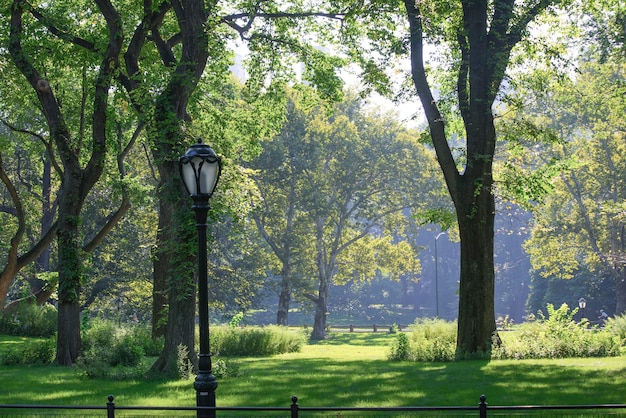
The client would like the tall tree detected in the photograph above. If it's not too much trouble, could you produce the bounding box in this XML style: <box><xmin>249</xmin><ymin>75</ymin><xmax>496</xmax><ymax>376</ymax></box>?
<box><xmin>7</xmin><ymin>0</ymin><xmax>123</xmax><ymax>364</ymax></box>
<box><xmin>247</xmin><ymin>88</ymin><xmax>318</xmax><ymax>326</ymax></box>
<box><xmin>306</xmin><ymin>98</ymin><xmax>438</xmax><ymax>339</ymax></box>
<box><xmin>399</xmin><ymin>0</ymin><xmax>565</xmax><ymax>353</ymax></box>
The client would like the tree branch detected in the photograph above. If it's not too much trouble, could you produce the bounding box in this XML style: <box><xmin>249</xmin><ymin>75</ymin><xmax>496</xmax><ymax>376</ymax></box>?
<box><xmin>403</xmin><ymin>0</ymin><xmax>460</xmax><ymax>200</ymax></box>
<box><xmin>29</xmin><ymin>7</ymin><xmax>96</xmax><ymax>51</ymax></box>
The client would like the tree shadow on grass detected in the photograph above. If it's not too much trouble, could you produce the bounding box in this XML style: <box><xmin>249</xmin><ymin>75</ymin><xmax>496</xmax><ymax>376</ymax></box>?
<box><xmin>215</xmin><ymin>357</ymin><xmax>626</xmax><ymax>408</ymax></box>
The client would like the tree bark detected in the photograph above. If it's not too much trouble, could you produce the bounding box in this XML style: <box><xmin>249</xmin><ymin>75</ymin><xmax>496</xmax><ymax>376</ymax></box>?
<box><xmin>150</xmin><ymin>168</ymin><xmax>198</xmax><ymax>374</ymax></box>
<box><xmin>455</xmin><ymin>172</ymin><xmax>496</xmax><ymax>354</ymax></box>
<box><xmin>310</xmin><ymin>276</ymin><xmax>330</xmax><ymax>340</ymax></box>
<box><xmin>36</xmin><ymin>159</ymin><xmax>54</xmax><ymax>272</ymax></box>
<box><xmin>149</xmin><ymin>0</ymin><xmax>210</xmax><ymax>373</ymax></box>
<box><xmin>276</xmin><ymin>273</ymin><xmax>291</xmax><ymax>326</ymax></box>
<box><xmin>151</xmin><ymin>198</ymin><xmax>172</xmax><ymax>338</ymax></box>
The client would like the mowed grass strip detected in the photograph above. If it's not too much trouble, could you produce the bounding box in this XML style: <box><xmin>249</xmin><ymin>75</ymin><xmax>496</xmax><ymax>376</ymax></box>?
<box><xmin>0</xmin><ymin>332</ymin><xmax>625</xmax><ymax>411</ymax></box>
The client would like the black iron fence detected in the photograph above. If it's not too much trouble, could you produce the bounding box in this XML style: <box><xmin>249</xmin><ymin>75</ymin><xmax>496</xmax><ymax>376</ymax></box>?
<box><xmin>1</xmin><ymin>395</ymin><xmax>626</xmax><ymax>417</ymax></box>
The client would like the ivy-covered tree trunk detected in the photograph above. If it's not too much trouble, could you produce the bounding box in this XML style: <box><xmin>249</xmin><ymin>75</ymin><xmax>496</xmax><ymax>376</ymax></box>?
<box><xmin>150</xmin><ymin>166</ymin><xmax>196</xmax><ymax>373</ymax></box>
<box><xmin>152</xmin><ymin>199</ymin><xmax>173</xmax><ymax>339</ymax></box>
<box><xmin>55</xmin><ymin>179</ymin><xmax>86</xmax><ymax>365</ymax></box>
<box><xmin>9</xmin><ymin>0</ymin><xmax>121</xmax><ymax>365</ymax></box>
<box><xmin>149</xmin><ymin>0</ymin><xmax>210</xmax><ymax>373</ymax></box>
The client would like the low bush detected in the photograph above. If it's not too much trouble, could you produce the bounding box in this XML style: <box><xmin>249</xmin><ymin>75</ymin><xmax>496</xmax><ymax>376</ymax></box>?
<box><xmin>388</xmin><ymin>332</ymin><xmax>413</xmax><ymax>361</ymax></box>
<box><xmin>605</xmin><ymin>313</ymin><xmax>626</xmax><ymax>345</ymax></box>
<box><xmin>408</xmin><ymin>318</ymin><xmax>457</xmax><ymax>362</ymax></box>
<box><xmin>492</xmin><ymin>304</ymin><xmax>622</xmax><ymax>360</ymax></box>
<box><xmin>77</xmin><ymin>319</ymin><xmax>157</xmax><ymax>379</ymax></box>
<box><xmin>387</xmin><ymin>305</ymin><xmax>623</xmax><ymax>363</ymax></box>
<box><xmin>211</xmin><ymin>325</ymin><xmax>305</xmax><ymax>356</ymax></box>
<box><xmin>388</xmin><ymin>319</ymin><xmax>456</xmax><ymax>362</ymax></box>
<box><xmin>0</xmin><ymin>302</ymin><xmax>57</xmax><ymax>337</ymax></box>
<box><xmin>0</xmin><ymin>337</ymin><xmax>56</xmax><ymax>365</ymax></box>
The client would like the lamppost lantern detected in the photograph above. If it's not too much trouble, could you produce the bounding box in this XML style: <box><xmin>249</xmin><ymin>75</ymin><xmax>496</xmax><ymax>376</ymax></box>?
<box><xmin>179</xmin><ymin>138</ymin><xmax>221</xmax><ymax>418</ymax></box>
<box><xmin>578</xmin><ymin>297</ymin><xmax>587</xmax><ymax>309</ymax></box>
<box><xmin>179</xmin><ymin>138</ymin><xmax>222</xmax><ymax>198</ymax></box>
<box><xmin>434</xmin><ymin>232</ymin><xmax>446</xmax><ymax>318</ymax></box>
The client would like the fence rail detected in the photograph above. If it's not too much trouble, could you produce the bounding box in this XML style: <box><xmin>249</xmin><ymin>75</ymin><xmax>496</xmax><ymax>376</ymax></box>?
<box><xmin>328</xmin><ymin>324</ymin><xmax>406</xmax><ymax>332</ymax></box>
<box><xmin>2</xmin><ymin>395</ymin><xmax>626</xmax><ymax>417</ymax></box>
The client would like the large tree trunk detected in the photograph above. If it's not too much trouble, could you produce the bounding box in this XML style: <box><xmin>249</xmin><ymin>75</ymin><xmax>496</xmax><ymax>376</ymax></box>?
<box><xmin>55</xmin><ymin>194</ymin><xmax>85</xmax><ymax>365</ymax></box>
<box><xmin>311</xmin><ymin>276</ymin><xmax>330</xmax><ymax>340</ymax></box>
<box><xmin>455</xmin><ymin>174</ymin><xmax>496</xmax><ymax>355</ymax></box>
<box><xmin>311</xmin><ymin>218</ymin><xmax>332</xmax><ymax>340</ymax></box>
<box><xmin>10</xmin><ymin>0</ymin><xmax>122</xmax><ymax>365</ymax></box>
<box><xmin>152</xmin><ymin>199</ymin><xmax>172</xmax><ymax>338</ymax></box>
<box><xmin>150</xmin><ymin>165</ymin><xmax>198</xmax><ymax>374</ymax></box>
<box><xmin>276</xmin><ymin>277</ymin><xmax>291</xmax><ymax>326</ymax></box>
<box><xmin>404</xmin><ymin>0</ymin><xmax>528</xmax><ymax>355</ymax></box>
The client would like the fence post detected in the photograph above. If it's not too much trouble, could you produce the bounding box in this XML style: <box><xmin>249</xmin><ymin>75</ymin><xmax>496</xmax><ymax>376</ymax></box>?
<box><xmin>291</xmin><ymin>396</ymin><xmax>299</xmax><ymax>418</ymax></box>
<box><xmin>107</xmin><ymin>394</ymin><xmax>115</xmax><ymax>418</ymax></box>
<box><xmin>479</xmin><ymin>394</ymin><xmax>487</xmax><ymax>418</ymax></box>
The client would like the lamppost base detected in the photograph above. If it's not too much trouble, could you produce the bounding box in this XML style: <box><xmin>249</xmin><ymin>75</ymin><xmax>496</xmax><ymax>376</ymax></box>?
<box><xmin>194</xmin><ymin>372</ymin><xmax>218</xmax><ymax>418</ymax></box>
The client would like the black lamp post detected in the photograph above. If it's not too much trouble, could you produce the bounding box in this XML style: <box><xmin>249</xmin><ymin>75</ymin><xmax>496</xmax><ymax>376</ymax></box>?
<box><xmin>578</xmin><ymin>297</ymin><xmax>587</xmax><ymax>322</ymax></box>
<box><xmin>179</xmin><ymin>138</ymin><xmax>222</xmax><ymax>418</ymax></box>
<box><xmin>434</xmin><ymin>232</ymin><xmax>446</xmax><ymax>318</ymax></box>
<box><xmin>115</xmin><ymin>296</ymin><xmax>123</xmax><ymax>326</ymax></box>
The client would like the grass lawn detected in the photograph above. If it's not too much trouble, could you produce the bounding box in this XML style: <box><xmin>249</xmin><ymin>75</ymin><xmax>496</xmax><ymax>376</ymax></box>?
<box><xmin>1</xmin><ymin>332</ymin><xmax>625</xmax><ymax>411</ymax></box>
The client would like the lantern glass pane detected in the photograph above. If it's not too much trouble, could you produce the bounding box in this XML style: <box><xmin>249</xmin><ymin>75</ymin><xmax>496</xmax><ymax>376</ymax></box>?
<box><xmin>181</xmin><ymin>160</ymin><xmax>199</xmax><ymax>195</ymax></box>
<box><xmin>199</xmin><ymin>159</ymin><xmax>219</xmax><ymax>195</ymax></box>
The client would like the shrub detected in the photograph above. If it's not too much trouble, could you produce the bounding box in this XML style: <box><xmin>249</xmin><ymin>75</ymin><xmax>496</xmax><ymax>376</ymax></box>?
<box><xmin>492</xmin><ymin>304</ymin><xmax>621</xmax><ymax>360</ymax></box>
<box><xmin>0</xmin><ymin>302</ymin><xmax>57</xmax><ymax>337</ymax></box>
<box><xmin>0</xmin><ymin>337</ymin><xmax>56</xmax><ymax>365</ymax></box>
<box><xmin>605</xmin><ymin>313</ymin><xmax>626</xmax><ymax>345</ymax></box>
<box><xmin>388</xmin><ymin>305</ymin><xmax>621</xmax><ymax>363</ymax></box>
<box><xmin>408</xmin><ymin>319</ymin><xmax>457</xmax><ymax>362</ymax></box>
<box><xmin>77</xmin><ymin>319</ymin><xmax>150</xmax><ymax>378</ymax></box>
<box><xmin>211</xmin><ymin>325</ymin><xmax>305</xmax><ymax>356</ymax></box>
<box><xmin>388</xmin><ymin>332</ymin><xmax>413</xmax><ymax>361</ymax></box>
<box><xmin>213</xmin><ymin>358</ymin><xmax>241</xmax><ymax>379</ymax></box>
<box><xmin>126</xmin><ymin>324</ymin><xmax>164</xmax><ymax>356</ymax></box>
<box><xmin>110</xmin><ymin>338</ymin><xmax>144</xmax><ymax>366</ymax></box>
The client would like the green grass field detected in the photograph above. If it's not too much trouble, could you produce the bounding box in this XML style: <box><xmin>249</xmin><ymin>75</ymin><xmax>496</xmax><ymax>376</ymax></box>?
<box><xmin>1</xmin><ymin>332</ymin><xmax>625</xmax><ymax>413</ymax></box>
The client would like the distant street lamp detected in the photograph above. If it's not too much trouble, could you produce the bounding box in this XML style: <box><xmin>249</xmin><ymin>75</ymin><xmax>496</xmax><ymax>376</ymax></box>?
<box><xmin>578</xmin><ymin>297</ymin><xmax>587</xmax><ymax>322</ymax></box>
<box><xmin>115</xmin><ymin>296</ymin><xmax>123</xmax><ymax>326</ymax></box>
<box><xmin>179</xmin><ymin>138</ymin><xmax>222</xmax><ymax>418</ymax></box>
<box><xmin>434</xmin><ymin>232</ymin><xmax>446</xmax><ymax>318</ymax></box>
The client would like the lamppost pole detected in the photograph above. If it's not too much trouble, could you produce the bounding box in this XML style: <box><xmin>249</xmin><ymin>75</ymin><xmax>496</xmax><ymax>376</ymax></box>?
<box><xmin>115</xmin><ymin>296</ymin><xmax>122</xmax><ymax>326</ymax></box>
<box><xmin>193</xmin><ymin>194</ymin><xmax>216</xmax><ymax>418</ymax></box>
<box><xmin>435</xmin><ymin>232</ymin><xmax>446</xmax><ymax>318</ymax></box>
<box><xmin>180</xmin><ymin>138</ymin><xmax>221</xmax><ymax>418</ymax></box>
<box><xmin>578</xmin><ymin>297</ymin><xmax>587</xmax><ymax>323</ymax></box>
